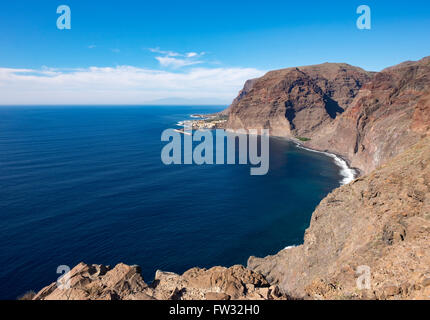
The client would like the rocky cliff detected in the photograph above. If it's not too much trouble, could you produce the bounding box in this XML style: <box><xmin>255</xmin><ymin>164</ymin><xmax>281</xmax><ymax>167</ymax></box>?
<box><xmin>226</xmin><ymin>63</ymin><xmax>373</xmax><ymax>137</ymax></box>
<box><xmin>248</xmin><ymin>136</ymin><xmax>430</xmax><ymax>300</ymax></box>
<box><xmin>226</xmin><ymin>57</ymin><xmax>430</xmax><ymax>174</ymax></box>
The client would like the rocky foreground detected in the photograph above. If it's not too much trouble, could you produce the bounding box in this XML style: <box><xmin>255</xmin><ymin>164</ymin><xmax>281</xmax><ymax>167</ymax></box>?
<box><xmin>32</xmin><ymin>263</ymin><xmax>286</xmax><ymax>300</ymax></box>
<box><xmin>31</xmin><ymin>57</ymin><xmax>430</xmax><ymax>300</ymax></box>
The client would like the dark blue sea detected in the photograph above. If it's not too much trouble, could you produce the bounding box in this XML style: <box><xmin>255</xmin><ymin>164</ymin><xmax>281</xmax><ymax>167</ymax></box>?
<box><xmin>0</xmin><ymin>106</ymin><xmax>344</xmax><ymax>299</ymax></box>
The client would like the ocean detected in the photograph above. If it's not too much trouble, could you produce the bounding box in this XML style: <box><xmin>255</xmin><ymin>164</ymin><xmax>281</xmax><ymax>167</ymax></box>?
<box><xmin>0</xmin><ymin>106</ymin><xmax>347</xmax><ymax>299</ymax></box>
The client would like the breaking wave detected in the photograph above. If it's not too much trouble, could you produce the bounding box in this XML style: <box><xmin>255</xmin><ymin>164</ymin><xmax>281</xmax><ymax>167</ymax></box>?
<box><xmin>295</xmin><ymin>143</ymin><xmax>357</xmax><ymax>185</ymax></box>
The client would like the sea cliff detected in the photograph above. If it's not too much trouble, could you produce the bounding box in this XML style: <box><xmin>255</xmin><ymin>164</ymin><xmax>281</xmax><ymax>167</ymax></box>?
<box><xmin>225</xmin><ymin>57</ymin><xmax>430</xmax><ymax>174</ymax></box>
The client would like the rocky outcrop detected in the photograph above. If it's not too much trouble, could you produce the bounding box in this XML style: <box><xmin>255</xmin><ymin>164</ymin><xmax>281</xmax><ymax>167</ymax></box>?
<box><xmin>248</xmin><ymin>136</ymin><xmax>430</xmax><ymax>300</ymax></box>
<box><xmin>32</xmin><ymin>263</ymin><xmax>286</xmax><ymax>300</ymax></box>
<box><xmin>225</xmin><ymin>57</ymin><xmax>430</xmax><ymax>174</ymax></box>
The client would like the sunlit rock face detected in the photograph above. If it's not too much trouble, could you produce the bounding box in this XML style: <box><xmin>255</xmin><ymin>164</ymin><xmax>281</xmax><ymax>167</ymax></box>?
<box><xmin>225</xmin><ymin>57</ymin><xmax>430</xmax><ymax>174</ymax></box>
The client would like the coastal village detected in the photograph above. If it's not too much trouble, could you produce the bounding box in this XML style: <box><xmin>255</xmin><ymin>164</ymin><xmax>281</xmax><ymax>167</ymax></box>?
<box><xmin>190</xmin><ymin>115</ymin><xmax>228</xmax><ymax>129</ymax></box>
<box><xmin>174</xmin><ymin>114</ymin><xmax>228</xmax><ymax>134</ymax></box>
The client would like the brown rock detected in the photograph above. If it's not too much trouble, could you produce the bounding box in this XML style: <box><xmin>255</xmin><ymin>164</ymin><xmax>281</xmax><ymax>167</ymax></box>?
<box><xmin>205</xmin><ymin>292</ymin><xmax>230</xmax><ymax>300</ymax></box>
<box><xmin>383</xmin><ymin>285</ymin><xmax>401</xmax><ymax>297</ymax></box>
<box><xmin>226</xmin><ymin>63</ymin><xmax>372</xmax><ymax>141</ymax></box>
<box><xmin>32</xmin><ymin>263</ymin><xmax>285</xmax><ymax>300</ymax></box>
<box><xmin>224</xmin><ymin>56</ymin><xmax>430</xmax><ymax>174</ymax></box>
<box><xmin>422</xmin><ymin>278</ymin><xmax>430</xmax><ymax>287</ymax></box>
<box><xmin>249</xmin><ymin>137</ymin><xmax>430</xmax><ymax>300</ymax></box>
<box><xmin>32</xmin><ymin>262</ymin><xmax>149</xmax><ymax>300</ymax></box>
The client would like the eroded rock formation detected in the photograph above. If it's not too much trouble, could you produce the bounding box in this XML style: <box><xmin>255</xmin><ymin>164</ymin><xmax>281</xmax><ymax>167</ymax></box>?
<box><xmin>32</xmin><ymin>263</ymin><xmax>286</xmax><ymax>300</ymax></box>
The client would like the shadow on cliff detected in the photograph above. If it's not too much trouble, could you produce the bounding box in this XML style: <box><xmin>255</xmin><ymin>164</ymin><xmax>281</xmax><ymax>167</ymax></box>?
<box><xmin>285</xmin><ymin>97</ymin><xmax>344</xmax><ymax>130</ymax></box>
<box><xmin>323</xmin><ymin>96</ymin><xmax>345</xmax><ymax>119</ymax></box>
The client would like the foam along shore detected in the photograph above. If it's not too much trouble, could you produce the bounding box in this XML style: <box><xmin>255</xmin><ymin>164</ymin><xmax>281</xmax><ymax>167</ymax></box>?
<box><xmin>294</xmin><ymin>142</ymin><xmax>357</xmax><ymax>185</ymax></box>
<box><xmin>176</xmin><ymin>120</ymin><xmax>193</xmax><ymax>129</ymax></box>
<box><xmin>173</xmin><ymin>128</ymin><xmax>192</xmax><ymax>136</ymax></box>
<box><xmin>283</xmin><ymin>245</ymin><xmax>297</xmax><ymax>250</ymax></box>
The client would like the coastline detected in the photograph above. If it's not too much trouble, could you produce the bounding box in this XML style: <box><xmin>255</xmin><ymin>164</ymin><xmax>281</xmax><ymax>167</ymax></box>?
<box><xmin>172</xmin><ymin>116</ymin><xmax>358</xmax><ymax>259</ymax></box>
<box><xmin>248</xmin><ymin>132</ymin><xmax>360</xmax><ymax>186</ymax></box>
<box><xmin>206</xmin><ymin>111</ymin><xmax>360</xmax><ymax>185</ymax></box>
<box><xmin>177</xmin><ymin>112</ymin><xmax>360</xmax><ymax>186</ymax></box>
<box><xmin>291</xmin><ymin>139</ymin><xmax>360</xmax><ymax>185</ymax></box>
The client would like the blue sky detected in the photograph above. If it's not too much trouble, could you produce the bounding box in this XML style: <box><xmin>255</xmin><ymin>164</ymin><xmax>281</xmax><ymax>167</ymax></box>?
<box><xmin>0</xmin><ymin>0</ymin><xmax>429</xmax><ymax>105</ymax></box>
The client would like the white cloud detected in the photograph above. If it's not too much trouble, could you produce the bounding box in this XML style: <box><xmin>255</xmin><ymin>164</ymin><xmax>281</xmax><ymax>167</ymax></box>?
<box><xmin>149</xmin><ymin>48</ymin><xmax>180</xmax><ymax>57</ymax></box>
<box><xmin>0</xmin><ymin>66</ymin><xmax>264</xmax><ymax>105</ymax></box>
<box><xmin>155</xmin><ymin>56</ymin><xmax>203</xmax><ymax>68</ymax></box>
<box><xmin>149</xmin><ymin>48</ymin><xmax>206</xmax><ymax>69</ymax></box>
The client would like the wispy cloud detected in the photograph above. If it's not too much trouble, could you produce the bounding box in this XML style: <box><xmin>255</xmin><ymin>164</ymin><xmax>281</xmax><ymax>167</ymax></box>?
<box><xmin>0</xmin><ymin>66</ymin><xmax>264</xmax><ymax>105</ymax></box>
<box><xmin>88</xmin><ymin>45</ymin><xmax>96</xmax><ymax>49</ymax></box>
<box><xmin>155</xmin><ymin>56</ymin><xmax>203</xmax><ymax>68</ymax></box>
<box><xmin>149</xmin><ymin>47</ymin><xmax>206</xmax><ymax>69</ymax></box>
<box><xmin>149</xmin><ymin>48</ymin><xmax>181</xmax><ymax>57</ymax></box>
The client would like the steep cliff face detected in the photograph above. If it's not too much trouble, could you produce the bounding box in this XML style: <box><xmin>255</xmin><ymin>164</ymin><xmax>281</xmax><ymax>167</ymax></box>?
<box><xmin>226</xmin><ymin>57</ymin><xmax>430</xmax><ymax>174</ymax></box>
<box><xmin>306</xmin><ymin>57</ymin><xmax>430</xmax><ymax>173</ymax></box>
<box><xmin>219</xmin><ymin>78</ymin><xmax>258</xmax><ymax>116</ymax></box>
<box><xmin>248</xmin><ymin>136</ymin><xmax>430</xmax><ymax>300</ymax></box>
<box><xmin>226</xmin><ymin>63</ymin><xmax>372</xmax><ymax>137</ymax></box>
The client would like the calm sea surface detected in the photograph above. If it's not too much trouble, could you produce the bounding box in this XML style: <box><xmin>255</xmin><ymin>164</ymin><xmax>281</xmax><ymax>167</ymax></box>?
<box><xmin>0</xmin><ymin>106</ymin><xmax>343</xmax><ymax>299</ymax></box>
